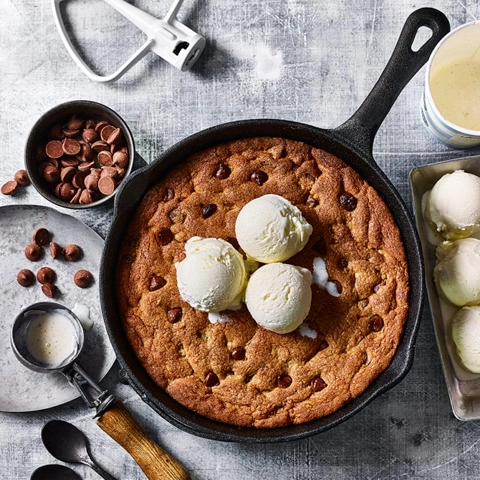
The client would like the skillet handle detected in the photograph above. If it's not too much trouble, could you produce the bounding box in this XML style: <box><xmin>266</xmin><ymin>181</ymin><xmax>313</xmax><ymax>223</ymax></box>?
<box><xmin>96</xmin><ymin>400</ymin><xmax>189</xmax><ymax>480</ymax></box>
<box><xmin>333</xmin><ymin>7</ymin><xmax>450</xmax><ymax>156</ymax></box>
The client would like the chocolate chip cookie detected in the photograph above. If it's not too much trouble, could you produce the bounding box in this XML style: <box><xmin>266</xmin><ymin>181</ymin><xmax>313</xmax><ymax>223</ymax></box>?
<box><xmin>116</xmin><ymin>137</ymin><xmax>409</xmax><ymax>428</ymax></box>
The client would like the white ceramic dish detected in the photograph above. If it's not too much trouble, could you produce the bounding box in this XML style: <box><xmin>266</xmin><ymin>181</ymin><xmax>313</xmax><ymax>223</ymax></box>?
<box><xmin>410</xmin><ymin>155</ymin><xmax>480</xmax><ymax>421</ymax></box>
<box><xmin>0</xmin><ymin>204</ymin><xmax>116</xmax><ymax>412</ymax></box>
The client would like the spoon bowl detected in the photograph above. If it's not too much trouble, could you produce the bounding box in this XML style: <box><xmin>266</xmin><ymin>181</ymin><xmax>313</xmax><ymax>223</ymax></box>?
<box><xmin>42</xmin><ymin>420</ymin><xmax>116</xmax><ymax>480</ymax></box>
<box><xmin>31</xmin><ymin>464</ymin><xmax>82</xmax><ymax>480</ymax></box>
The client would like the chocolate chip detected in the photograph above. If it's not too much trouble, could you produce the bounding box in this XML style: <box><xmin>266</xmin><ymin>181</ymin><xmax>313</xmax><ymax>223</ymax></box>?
<box><xmin>112</xmin><ymin>151</ymin><xmax>128</xmax><ymax>168</ymax></box>
<box><xmin>250</xmin><ymin>170</ymin><xmax>268</xmax><ymax>186</ymax></box>
<box><xmin>277</xmin><ymin>374</ymin><xmax>292</xmax><ymax>388</ymax></box>
<box><xmin>25</xmin><ymin>243</ymin><xmax>43</xmax><ymax>261</ymax></box>
<box><xmin>157</xmin><ymin>228</ymin><xmax>173</xmax><ymax>245</ymax></box>
<box><xmin>360</xmin><ymin>298</ymin><xmax>369</xmax><ymax>308</ymax></box>
<box><xmin>163</xmin><ymin>188</ymin><xmax>174</xmax><ymax>202</ymax></box>
<box><xmin>14</xmin><ymin>170</ymin><xmax>30</xmax><ymax>186</ymax></box>
<box><xmin>149</xmin><ymin>274</ymin><xmax>166</xmax><ymax>291</ymax></box>
<box><xmin>62</xmin><ymin>138</ymin><xmax>81</xmax><ymax>156</ymax></box>
<box><xmin>373</xmin><ymin>282</ymin><xmax>385</xmax><ymax>293</ymax></box>
<box><xmin>82</xmin><ymin>128</ymin><xmax>98</xmax><ymax>143</ymax></box>
<box><xmin>74</xmin><ymin>269</ymin><xmax>93</xmax><ymax>288</ymax></box>
<box><xmin>60</xmin><ymin>166</ymin><xmax>77</xmax><ymax>183</ymax></box>
<box><xmin>49</xmin><ymin>242</ymin><xmax>62</xmax><ymax>259</ymax></box>
<box><xmin>1</xmin><ymin>180</ymin><xmax>18</xmax><ymax>196</ymax></box>
<box><xmin>49</xmin><ymin>124</ymin><xmax>65</xmax><ymax>140</ymax></box>
<box><xmin>61</xmin><ymin>157</ymin><xmax>79</xmax><ymax>168</ymax></box>
<box><xmin>332</xmin><ymin>280</ymin><xmax>342</xmax><ymax>294</ymax></box>
<box><xmin>339</xmin><ymin>193</ymin><xmax>358</xmax><ymax>211</ymax></box>
<box><xmin>98</xmin><ymin>150</ymin><xmax>113</xmax><ymax>167</ymax></box>
<box><xmin>318</xmin><ymin>339</ymin><xmax>329</xmax><ymax>351</ymax></box>
<box><xmin>45</xmin><ymin>140</ymin><xmax>64</xmax><ymax>159</ymax></box>
<box><xmin>311</xmin><ymin>377</ymin><xmax>327</xmax><ymax>392</ymax></box>
<box><xmin>36</xmin><ymin>266</ymin><xmax>56</xmax><ymax>284</ymax></box>
<box><xmin>167</xmin><ymin>307</ymin><xmax>183</xmax><ymax>323</ymax></box>
<box><xmin>95</xmin><ymin>121</ymin><xmax>109</xmax><ymax>133</ymax></box>
<box><xmin>63</xmin><ymin>244</ymin><xmax>83</xmax><ymax>261</ymax></box>
<box><xmin>306</xmin><ymin>195</ymin><xmax>318</xmax><ymax>207</ymax></box>
<box><xmin>63</xmin><ymin>127</ymin><xmax>80</xmax><ymax>138</ymax></box>
<box><xmin>67</xmin><ymin>114</ymin><xmax>84</xmax><ymax>131</ymax></box>
<box><xmin>58</xmin><ymin>183</ymin><xmax>76</xmax><ymax>201</ymax></box>
<box><xmin>98</xmin><ymin>176</ymin><xmax>115</xmax><ymax>195</ymax></box>
<box><xmin>338</xmin><ymin>257</ymin><xmax>348</xmax><ymax>269</ymax></box>
<box><xmin>78</xmin><ymin>162</ymin><xmax>95</xmax><ymax>174</ymax></box>
<box><xmin>70</xmin><ymin>188</ymin><xmax>82</xmax><ymax>204</ymax></box>
<box><xmin>215</xmin><ymin>162</ymin><xmax>231</xmax><ymax>179</ymax></box>
<box><xmin>42</xmin><ymin>164</ymin><xmax>60</xmax><ymax>183</ymax></box>
<box><xmin>204</xmin><ymin>372</ymin><xmax>219</xmax><ymax>387</ymax></box>
<box><xmin>72</xmin><ymin>171</ymin><xmax>87</xmax><ymax>189</ymax></box>
<box><xmin>84</xmin><ymin>174</ymin><xmax>99</xmax><ymax>192</ymax></box>
<box><xmin>33</xmin><ymin>227</ymin><xmax>51</xmax><ymax>246</ymax></box>
<box><xmin>100</xmin><ymin>125</ymin><xmax>116</xmax><ymax>143</ymax></box>
<box><xmin>106</xmin><ymin>127</ymin><xmax>122</xmax><ymax>145</ymax></box>
<box><xmin>369</xmin><ymin>315</ymin><xmax>384</xmax><ymax>332</ymax></box>
<box><xmin>202</xmin><ymin>204</ymin><xmax>217</xmax><ymax>219</ymax></box>
<box><xmin>231</xmin><ymin>346</ymin><xmax>246</xmax><ymax>360</ymax></box>
<box><xmin>313</xmin><ymin>238</ymin><xmax>327</xmax><ymax>256</ymax></box>
<box><xmin>224</xmin><ymin>236</ymin><xmax>240</xmax><ymax>251</ymax></box>
<box><xmin>100</xmin><ymin>166</ymin><xmax>117</xmax><ymax>179</ymax></box>
<box><xmin>17</xmin><ymin>269</ymin><xmax>35</xmax><ymax>287</ymax></box>
<box><xmin>41</xmin><ymin>283</ymin><xmax>57</xmax><ymax>298</ymax></box>
<box><xmin>91</xmin><ymin>140</ymin><xmax>109</xmax><ymax>153</ymax></box>
<box><xmin>79</xmin><ymin>189</ymin><xmax>93</xmax><ymax>204</ymax></box>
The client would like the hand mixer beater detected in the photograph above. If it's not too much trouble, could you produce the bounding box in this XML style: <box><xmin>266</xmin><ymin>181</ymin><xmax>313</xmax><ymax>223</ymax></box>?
<box><xmin>52</xmin><ymin>0</ymin><xmax>206</xmax><ymax>83</ymax></box>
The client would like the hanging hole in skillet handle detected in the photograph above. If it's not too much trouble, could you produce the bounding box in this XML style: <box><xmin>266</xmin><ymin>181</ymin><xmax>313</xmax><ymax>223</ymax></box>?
<box><xmin>411</xmin><ymin>26</ymin><xmax>433</xmax><ymax>52</ymax></box>
<box><xmin>333</xmin><ymin>8</ymin><xmax>450</xmax><ymax>157</ymax></box>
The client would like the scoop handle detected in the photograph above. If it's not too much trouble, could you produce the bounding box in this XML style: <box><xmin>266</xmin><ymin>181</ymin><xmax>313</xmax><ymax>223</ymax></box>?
<box><xmin>96</xmin><ymin>401</ymin><xmax>189</xmax><ymax>480</ymax></box>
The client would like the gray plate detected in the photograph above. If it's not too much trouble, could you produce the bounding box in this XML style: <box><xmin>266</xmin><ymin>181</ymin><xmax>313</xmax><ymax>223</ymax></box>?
<box><xmin>0</xmin><ymin>204</ymin><xmax>115</xmax><ymax>412</ymax></box>
<box><xmin>410</xmin><ymin>155</ymin><xmax>480</xmax><ymax>421</ymax></box>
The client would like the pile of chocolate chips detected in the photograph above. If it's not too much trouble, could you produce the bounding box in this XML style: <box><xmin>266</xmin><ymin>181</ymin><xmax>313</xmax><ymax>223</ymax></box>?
<box><xmin>35</xmin><ymin>114</ymin><xmax>129</xmax><ymax>204</ymax></box>
<box><xmin>17</xmin><ymin>227</ymin><xmax>93</xmax><ymax>297</ymax></box>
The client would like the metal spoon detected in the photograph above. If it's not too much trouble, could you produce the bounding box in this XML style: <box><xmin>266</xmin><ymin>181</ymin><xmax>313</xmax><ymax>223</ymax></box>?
<box><xmin>31</xmin><ymin>464</ymin><xmax>82</xmax><ymax>480</ymax></box>
<box><xmin>41</xmin><ymin>420</ymin><xmax>116</xmax><ymax>480</ymax></box>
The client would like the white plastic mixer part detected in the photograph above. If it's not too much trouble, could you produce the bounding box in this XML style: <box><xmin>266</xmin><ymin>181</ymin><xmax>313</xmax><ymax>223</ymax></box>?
<box><xmin>52</xmin><ymin>0</ymin><xmax>206</xmax><ymax>83</ymax></box>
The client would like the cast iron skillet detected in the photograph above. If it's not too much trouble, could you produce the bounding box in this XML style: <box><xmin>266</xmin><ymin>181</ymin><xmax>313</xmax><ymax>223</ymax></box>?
<box><xmin>100</xmin><ymin>8</ymin><xmax>450</xmax><ymax>443</ymax></box>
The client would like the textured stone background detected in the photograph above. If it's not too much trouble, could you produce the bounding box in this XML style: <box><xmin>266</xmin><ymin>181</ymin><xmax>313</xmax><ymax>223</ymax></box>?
<box><xmin>1</xmin><ymin>1</ymin><xmax>480</xmax><ymax>479</ymax></box>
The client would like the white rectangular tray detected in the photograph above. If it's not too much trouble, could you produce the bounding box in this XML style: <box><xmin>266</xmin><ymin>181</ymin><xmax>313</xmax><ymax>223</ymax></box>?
<box><xmin>410</xmin><ymin>155</ymin><xmax>480</xmax><ymax>421</ymax></box>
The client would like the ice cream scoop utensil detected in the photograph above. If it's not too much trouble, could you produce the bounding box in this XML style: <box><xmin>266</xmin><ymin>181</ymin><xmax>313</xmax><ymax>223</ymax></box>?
<box><xmin>11</xmin><ymin>302</ymin><xmax>189</xmax><ymax>480</ymax></box>
<box><xmin>42</xmin><ymin>420</ymin><xmax>116</xmax><ymax>480</ymax></box>
<box><xmin>52</xmin><ymin>0</ymin><xmax>206</xmax><ymax>83</ymax></box>
<box><xmin>31</xmin><ymin>464</ymin><xmax>82</xmax><ymax>480</ymax></box>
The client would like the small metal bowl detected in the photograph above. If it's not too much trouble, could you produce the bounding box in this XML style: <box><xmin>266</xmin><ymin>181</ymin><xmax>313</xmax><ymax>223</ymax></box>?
<box><xmin>11</xmin><ymin>302</ymin><xmax>84</xmax><ymax>373</ymax></box>
<box><xmin>25</xmin><ymin>100</ymin><xmax>135</xmax><ymax>209</ymax></box>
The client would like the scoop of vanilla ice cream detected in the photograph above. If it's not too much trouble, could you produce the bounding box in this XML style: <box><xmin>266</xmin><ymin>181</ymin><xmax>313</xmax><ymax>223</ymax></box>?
<box><xmin>176</xmin><ymin>237</ymin><xmax>247</xmax><ymax>312</ymax></box>
<box><xmin>235</xmin><ymin>194</ymin><xmax>313</xmax><ymax>263</ymax></box>
<box><xmin>451</xmin><ymin>306</ymin><xmax>480</xmax><ymax>373</ymax></box>
<box><xmin>245</xmin><ymin>263</ymin><xmax>312</xmax><ymax>333</ymax></box>
<box><xmin>424</xmin><ymin>170</ymin><xmax>480</xmax><ymax>240</ymax></box>
<box><xmin>434</xmin><ymin>238</ymin><xmax>480</xmax><ymax>306</ymax></box>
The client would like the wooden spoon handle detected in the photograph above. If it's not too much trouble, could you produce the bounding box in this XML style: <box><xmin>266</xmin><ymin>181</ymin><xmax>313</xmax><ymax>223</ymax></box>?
<box><xmin>96</xmin><ymin>401</ymin><xmax>189</xmax><ymax>480</ymax></box>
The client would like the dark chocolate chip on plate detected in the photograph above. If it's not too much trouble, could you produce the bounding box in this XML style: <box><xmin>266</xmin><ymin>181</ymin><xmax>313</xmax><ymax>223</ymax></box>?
<box><xmin>17</xmin><ymin>269</ymin><xmax>35</xmax><ymax>287</ymax></box>
<box><xmin>25</xmin><ymin>243</ymin><xmax>43</xmax><ymax>261</ymax></box>
<box><xmin>74</xmin><ymin>269</ymin><xmax>93</xmax><ymax>288</ymax></box>
<box><xmin>36</xmin><ymin>266</ymin><xmax>56</xmax><ymax>284</ymax></box>
<box><xmin>33</xmin><ymin>227</ymin><xmax>51</xmax><ymax>246</ymax></box>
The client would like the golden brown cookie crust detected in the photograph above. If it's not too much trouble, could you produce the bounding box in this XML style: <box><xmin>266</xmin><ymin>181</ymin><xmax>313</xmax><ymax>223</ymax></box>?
<box><xmin>116</xmin><ymin>137</ymin><xmax>409</xmax><ymax>428</ymax></box>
